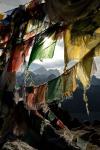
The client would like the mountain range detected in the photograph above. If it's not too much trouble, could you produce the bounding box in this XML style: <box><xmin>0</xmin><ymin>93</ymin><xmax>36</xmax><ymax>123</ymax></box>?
<box><xmin>17</xmin><ymin>66</ymin><xmax>60</xmax><ymax>86</ymax></box>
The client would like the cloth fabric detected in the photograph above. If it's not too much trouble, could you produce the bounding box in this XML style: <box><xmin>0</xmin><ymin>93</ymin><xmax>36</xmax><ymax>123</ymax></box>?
<box><xmin>47</xmin><ymin>68</ymin><xmax>77</xmax><ymax>103</ymax></box>
<box><xmin>0</xmin><ymin>13</ymin><xmax>5</xmax><ymax>20</ymax></box>
<box><xmin>63</xmin><ymin>27</ymin><xmax>100</xmax><ymax>89</ymax></box>
<box><xmin>64</xmin><ymin>27</ymin><xmax>100</xmax><ymax>63</ymax></box>
<box><xmin>28</xmin><ymin>33</ymin><xmax>57</xmax><ymax>66</ymax></box>
<box><xmin>47</xmin><ymin>76</ymin><xmax>63</xmax><ymax>103</ymax></box>
<box><xmin>7</xmin><ymin>38</ymin><xmax>33</xmax><ymax>72</ymax></box>
<box><xmin>45</xmin><ymin>0</ymin><xmax>99</xmax><ymax>22</ymax></box>
<box><xmin>0</xmin><ymin>71</ymin><xmax>16</xmax><ymax>91</ymax></box>
<box><xmin>26</xmin><ymin>84</ymin><xmax>47</xmax><ymax>110</ymax></box>
<box><xmin>7</xmin><ymin>44</ymin><xmax>24</xmax><ymax>72</ymax></box>
<box><xmin>63</xmin><ymin>67</ymin><xmax>77</xmax><ymax>97</ymax></box>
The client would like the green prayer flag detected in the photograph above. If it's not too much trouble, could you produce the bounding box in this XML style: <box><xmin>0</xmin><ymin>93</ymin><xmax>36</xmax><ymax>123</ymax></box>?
<box><xmin>28</xmin><ymin>33</ymin><xmax>56</xmax><ymax>66</ymax></box>
<box><xmin>28</xmin><ymin>23</ymin><xmax>60</xmax><ymax>66</ymax></box>
<box><xmin>47</xmin><ymin>68</ymin><xmax>77</xmax><ymax>103</ymax></box>
<box><xmin>48</xmin><ymin>110</ymin><xmax>56</xmax><ymax>121</ymax></box>
<box><xmin>47</xmin><ymin>76</ymin><xmax>63</xmax><ymax>103</ymax></box>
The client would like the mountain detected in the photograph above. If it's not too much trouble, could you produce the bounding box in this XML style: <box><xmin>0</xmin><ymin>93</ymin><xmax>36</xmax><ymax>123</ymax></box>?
<box><xmin>17</xmin><ymin>68</ymin><xmax>60</xmax><ymax>86</ymax></box>
<box><xmin>62</xmin><ymin>83</ymin><xmax>100</xmax><ymax>122</ymax></box>
<box><xmin>33</xmin><ymin>67</ymin><xmax>47</xmax><ymax>75</ymax></box>
<box><xmin>91</xmin><ymin>75</ymin><xmax>100</xmax><ymax>86</ymax></box>
<box><xmin>28</xmin><ymin>63</ymin><xmax>44</xmax><ymax>72</ymax></box>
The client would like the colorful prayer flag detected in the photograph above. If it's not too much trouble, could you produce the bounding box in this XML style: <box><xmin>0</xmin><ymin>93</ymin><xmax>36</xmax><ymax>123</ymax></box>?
<box><xmin>28</xmin><ymin>33</ymin><xmax>57</xmax><ymax>66</ymax></box>
<box><xmin>7</xmin><ymin>38</ymin><xmax>33</xmax><ymax>72</ymax></box>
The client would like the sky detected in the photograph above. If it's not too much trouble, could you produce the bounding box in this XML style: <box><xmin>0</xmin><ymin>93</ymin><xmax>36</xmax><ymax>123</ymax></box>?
<box><xmin>94</xmin><ymin>57</ymin><xmax>100</xmax><ymax>78</ymax></box>
<box><xmin>0</xmin><ymin>0</ymin><xmax>30</xmax><ymax>12</ymax></box>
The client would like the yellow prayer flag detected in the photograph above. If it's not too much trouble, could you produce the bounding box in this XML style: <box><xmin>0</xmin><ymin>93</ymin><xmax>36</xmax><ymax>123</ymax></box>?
<box><xmin>77</xmin><ymin>52</ymin><xmax>93</xmax><ymax>88</ymax></box>
<box><xmin>64</xmin><ymin>27</ymin><xmax>100</xmax><ymax>62</ymax></box>
<box><xmin>0</xmin><ymin>13</ymin><xmax>5</xmax><ymax>20</ymax></box>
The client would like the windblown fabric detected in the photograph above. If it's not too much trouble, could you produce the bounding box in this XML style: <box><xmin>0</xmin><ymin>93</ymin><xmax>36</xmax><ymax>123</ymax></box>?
<box><xmin>63</xmin><ymin>67</ymin><xmax>77</xmax><ymax>97</ymax></box>
<box><xmin>7</xmin><ymin>38</ymin><xmax>33</xmax><ymax>72</ymax></box>
<box><xmin>24</xmin><ymin>17</ymin><xmax>45</xmax><ymax>41</ymax></box>
<box><xmin>0</xmin><ymin>0</ymin><xmax>100</xmax><ymax>117</ymax></box>
<box><xmin>63</xmin><ymin>27</ymin><xmax>100</xmax><ymax>88</ymax></box>
<box><xmin>0</xmin><ymin>71</ymin><xmax>16</xmax><ymax>91</ymax></box>
<box><xmin>45</xmin><ymin>0</ymin><xmax>99</xmax><ymax>23</ymax></box>
<box><xmin>26</xmin><ymin>84</ymin><xmax>47</xmax><ymax>110</ymax></box>
<box><xmin>47</xmin><ymin>76</ymin><xmax>63</xmax><ymax>103</ymax></box>
<box><xmin>0</xmin><ymin>23</ymin><xmax>11</xmax><ymax>48</ymax></box>
<box><xmin>27</xmin><ymin>22</ymin><xmax>64</xmax><ymax>66</ymax></box>
<box><xmin>0</xmin><ymin>13</ymin><xmax>5</xmax><ymax>20</ymax></box>
<box><xmin>25</xmin><ymin>20</ymin><xmax>34</xmax><ymax>34</ymax></box>
<box><xmin>47</xmin><ymin>68</ymin><xmax>77</xmax><ymax>103</ymax></box>
<box><xmin>94</xmin><ymin>43</ymin><xmax>100</xmax><ymax>57</ymax></box>
<box><xmin>28</xmin><ymin>33</ymin><xmax>57</xmax><ymax>66</ymax></box>
<box><xmin>63</xmin><ymin>27</ymin><xmax>100</xmax><ymax>114</ymax></box>
<box><xmin>64</xmin><ymin>27</ymin><xmax>100</xmax><ymax>63</ymax></box>
<box><xmin>77</xmin><ymin>52</ymin><xmax>94</xmax><ymax>88</ymax></box>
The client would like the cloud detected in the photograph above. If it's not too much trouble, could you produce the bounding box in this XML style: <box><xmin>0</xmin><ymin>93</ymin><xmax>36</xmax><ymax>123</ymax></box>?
<box><xmin>0</xmin><ymin>0</ymin><xmax>30</xmax><ymax>12</ymax></box>
<box><xmin>94</xmin><ymin>57</ymin><xmax>100</xmax><ymax>78</ymax></box>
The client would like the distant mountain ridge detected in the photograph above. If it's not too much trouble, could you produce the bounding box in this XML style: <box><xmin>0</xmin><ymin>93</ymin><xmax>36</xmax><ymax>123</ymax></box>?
<box><xmin>62</xmin><ymin>83</ymin><xmax>100</xmax><ymax>121</ymax></box>
<box><xmin>17</xmin><ymin>66</ymin><xmax>60</xmax><ymax>86</ymax></box>
<box><xmin>91</xmin><ymin>75</ymin><xmax>100</xmax><ymax>86</ymax></box>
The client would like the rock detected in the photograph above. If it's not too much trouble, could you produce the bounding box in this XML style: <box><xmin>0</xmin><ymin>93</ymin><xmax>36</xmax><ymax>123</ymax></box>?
<box><xmin>70</xmin><ymin>118</ymin><xmax>82</xmax><ymax>130</ymax></box>
<box><xmin>92</xmin><ymin>120</ymin><xmax>100</xmax><ymax>127</ymax></box>
<box><xmin>89</xmin><ymin>133</ymin><xmax>100</xmax><ymax>147</ymax></box>
<box><xmin>86</xmin><ymin>143</ymin><xmax>100</xmax><ymax>150</ymax></box>
<box><xmin>80</xmin><ymin>132</ymin><xmax>94</xmax><ymax>141</ymax></box>
<box><xmin>39</xmin><ymin>125</ymin><xmax>80</xmax><ymax>150</ymax></box>
<box><xmin>83</xmin><ymin>121</ymin><xmax>91</xmax><ymax>127</ymax></box>
<box><xmin>1</xmin><ymin>140</ymin><xmax>37</xmax><ymax>150</ymax></box>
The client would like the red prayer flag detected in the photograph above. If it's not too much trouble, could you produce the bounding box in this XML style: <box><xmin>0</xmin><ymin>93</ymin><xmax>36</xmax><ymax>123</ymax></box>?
<box><xmin>7</xmin><ymin>38</ymin><xmax>33</xmax><ymax>72</ymax></box>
